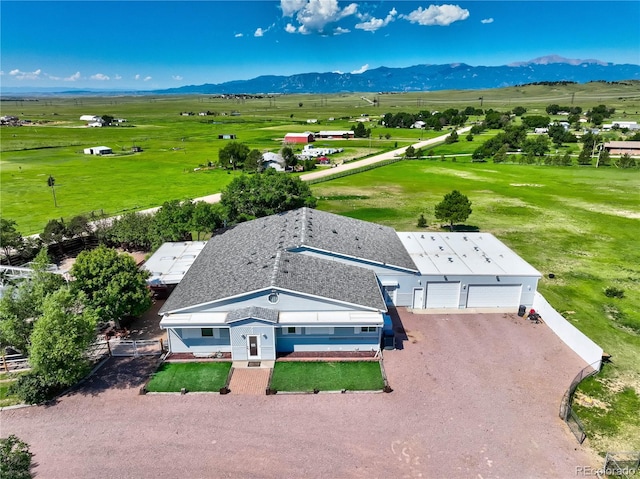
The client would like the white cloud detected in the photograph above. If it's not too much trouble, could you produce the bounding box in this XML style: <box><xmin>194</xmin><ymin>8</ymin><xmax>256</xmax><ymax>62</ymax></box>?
<box><xmin>64</xmin><ymin>72</ymin><xmax>81</xmax><ymax>82</ymax></box>
<box><xmin>333</xmin><ymin>26</ymin><xmax>350</xmax><ymax>35</ymax></box>
<box><xmin>281</xmin><ymin>0</ymin><xmax>358</xmax><ymax>35</ymax></box>
<box><xmin>481</xmin><ymin>17</ymin><xmax>494</xmax><ymax>24</ymax></box>
<box><xmin>144</xmin><ymin>76</ymin><xmax>152</xmax><ymax>82</ymax></box>
<box><xmin>355</xmin><ymin>8</ymin><xmax>397</xmax><ymax>32</ymax></box>
<box><xmin>333</xmin><ymin>70</ymin><xmax>343</xmax><ymax>74</ymax></box>
<box><xmin>351</xmin><ymin>64</ymin><xmax>369</xmax><ymax>74</ymax></box>
<box><xmin>235</xmin><ymin>33</ymin><xmax>244</xmax><ymax>37</ymax></box>
<box><xmin>91</xmin><ymin>73</ymin><xmax>110</xmax><ymax>81</ymax></box>
<box><xmin>402</xmin><ymin>4</ymin><xmax>469</xmax><ymax>26</ymax></box>
<box><xmin>114</xmin><ymin>74</ymin><xmax>122</xmax><ymax>80</ymax></box>
<box><xmin>9</xmin><ymin>69</ymin><xmax>42</xmax><ymax>80</ymax></box>
<box><xmin>135</xmin><ymin>74</ymin><xmax>141</xmax><ymax>80</ymax></box>
<box><xmin>172</xmin><ymin>75</ymin><xmax>183</xmax><ymax>81</ymax></box>
<box><xmin>255</xmin><ymin>27</ymin><xmax>265</xmax><ymax>37</ymax></box>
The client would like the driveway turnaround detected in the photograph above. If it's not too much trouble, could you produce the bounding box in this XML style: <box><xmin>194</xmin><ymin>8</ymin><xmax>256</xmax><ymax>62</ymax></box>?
<box><xmin>1</xmin><ymin>309</ymin><xmax>598</xmax><ymax>479</ymax></box>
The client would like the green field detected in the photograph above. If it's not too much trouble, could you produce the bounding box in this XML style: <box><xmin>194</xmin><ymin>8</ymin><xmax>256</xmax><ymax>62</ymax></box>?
<box><xmin>270</xmin><ymin>361</ymin><xmax>385</xmax><ymax>391</ymax></box>
<box><xmin>2</xmin><ymin>82</ymin><xmax>639</xmax><ymax>234</ymax></box>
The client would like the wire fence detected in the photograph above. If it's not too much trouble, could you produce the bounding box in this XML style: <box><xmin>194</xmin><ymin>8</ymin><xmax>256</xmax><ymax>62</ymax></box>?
<box><xmin>559</xmin><ymin>361</ymin><xmax>602</xmax><ymax>444</ymax></box>
<box><xmin>306</xmin><ymin>157</ymin><xmax>404</xmax><ymax>185</ymax></box>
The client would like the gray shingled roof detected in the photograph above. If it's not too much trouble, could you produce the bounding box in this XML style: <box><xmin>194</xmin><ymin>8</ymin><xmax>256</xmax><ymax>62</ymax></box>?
<box><xmin>226</xmin><ymin>306</ymin><xmax>279</xmax><ymax>323</ymax></box>
<box><xmin>160</xmin><ymin>208</ymin><xmax>405</xmax><ymax>314</ymax></box>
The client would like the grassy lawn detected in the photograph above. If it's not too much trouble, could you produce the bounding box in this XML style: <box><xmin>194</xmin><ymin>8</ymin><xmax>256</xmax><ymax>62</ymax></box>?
<box><xmin>270</xmin><ymin>361</ymin><xmax>385</xmax><ymax>392</ymax></box>
<box><xmin>0</xmin><ymin>372</ymin><xmax>28</xmax><ymax>407</ymax></box>
<box><xmin>145</xmin><ymin>362</ymin><xmax>232</xmax><ymax>392</ymax></box>
<box><xmin>312</xmin><ymin>159</ymin><xmax>640</xmax><ymax>453</ymax></box>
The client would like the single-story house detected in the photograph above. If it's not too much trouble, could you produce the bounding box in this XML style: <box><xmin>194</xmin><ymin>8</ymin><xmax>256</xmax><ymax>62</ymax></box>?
<box><xmin>284</xmin><ymin>132</ymin><xmax>314</xmax><ymax>144</ymax></box>
<box><xmin>316</xmin><ymin>130</ymin><xmax>354</xmax><ymax>139</ymax></box>
<box><xmin>158</xmin><ymin>208</ymin><xmax>541</xmax><ymax>359</ymax></box>
<box><xmin>218</xmin><ymin>134</ymin><xmax>237</xmax><ymax>140</ymax></box>
<box><xmin>83</xmin><ymin>146</ymin><xmax>112</xmax><ymax>155</ymax></box>
<box><xmin>262</xmin><ymin>152</ymin><xmax>286</xmax><ymax>171</ymax></box>
<box><xmin>602</xmin><ymin>121</ymin><xmax>639</xmax><ymax>131</ymax></box>
<box><xmin>603</xmin><ymin>141</ymin><xmax>640</xmax><ymax>156</ymax></box>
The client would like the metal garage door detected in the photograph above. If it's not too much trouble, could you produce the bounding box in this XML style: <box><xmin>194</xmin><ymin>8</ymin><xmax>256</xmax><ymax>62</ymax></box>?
<box><xmin>466</xmin><ymin>285</ymin><xmax>522</xmax><ymax>308</ymax></box>
<box><xmin>426</xmin><ymin>282</ymin><xmax>460</xmax><ymax>308</ymax></box>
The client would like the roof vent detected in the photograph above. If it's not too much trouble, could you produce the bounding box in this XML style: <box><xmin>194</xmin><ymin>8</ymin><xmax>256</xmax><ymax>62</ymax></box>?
<box><xmin>332</xmin><ymin>229</ymin><xmax>338</xmax><ymax>234</ymax></box>
<box><xmin>430</xmin><ymin>236</ymin><xmax>435</xmax><ymax>240</ymax></box>
<box><xmin>463</xmin><ymin>236</ymin><xmax>468</xmax><ymax>241</ymax></box>
<box><xmin>474</xmin><ymin>246</ymin><xmax>479</xmax><ymax>251</ymax></box>
<box><xmin>448</xmin><ymin>257</ymin><xmax>453</xmax><ymax>262</ymax></box>
<box><xmin>486</xmin><ymin>258</ymin><xmax>491</xmax><ymax>263</ymax></box>
<box><xmin>439</xmin><ymin>246</ymin><xmax>444</xmax><ymax>251</ymax></box>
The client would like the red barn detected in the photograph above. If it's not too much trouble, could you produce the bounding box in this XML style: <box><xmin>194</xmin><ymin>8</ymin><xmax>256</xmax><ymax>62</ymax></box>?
<box><xmin>284</xmin><ymin>132</ymin><xmax>315</xmax><ymax>144</ymax></box>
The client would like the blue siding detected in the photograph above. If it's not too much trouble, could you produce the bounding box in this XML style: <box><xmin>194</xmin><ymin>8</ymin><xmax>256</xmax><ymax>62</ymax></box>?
<box><xmin>276</xmin><ymin>326</ymin><xmax>380</xmax><ymax>353</ymax></box>
<box><xmin>168</xmin><ymin>328</ymin><xmax>231</xmax><ymax>354</ymax></box>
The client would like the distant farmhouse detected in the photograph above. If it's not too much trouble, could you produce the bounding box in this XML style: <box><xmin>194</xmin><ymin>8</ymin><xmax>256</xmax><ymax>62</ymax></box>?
<box><xmin>218</xmin><ymin>134</ymin><xmax>237</xmax><ymax>140</ymax></box>
<box><xmin>284</xmin><ymin>132</ymin><xmax>315</xmax><ymax>144</ymax></box>
<box><xmin>80</xmin><ymin>115</ymin><xmax>103</xmax><ymax>127</ymax></box>
<box><xmin>602</xmin><ymin>121</ymin><xmax>639</xmax><ymax>131</ymax></box>
<box><xmin>603</xmin><ymin>141</ymin><xmax>640</xmax><ymax>156</ymax></box>
<box><xmin>155</xmin><ymin>208</ymin><xmax>541</xmax><ymax>360</ymax></box>
<box><xmin>262</xmin><ymin>152</ymin><xmax>286</xmax><ymax>172</ymax></box>
<box><xmin>83</xmin><ymin>146</ymin><xmax>112</xmax><ymax>156</ymax></box>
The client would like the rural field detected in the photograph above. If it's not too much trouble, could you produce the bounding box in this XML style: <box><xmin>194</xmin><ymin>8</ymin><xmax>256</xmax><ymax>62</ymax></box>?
<box><xmin>1</xmin><ymin>82</ymin><xmax>640</xmax><ymax>454</ymax></box>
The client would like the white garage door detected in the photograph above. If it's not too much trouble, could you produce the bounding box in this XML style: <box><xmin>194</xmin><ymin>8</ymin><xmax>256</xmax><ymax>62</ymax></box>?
<box><xmin>426</xmin><ymin>282</ymin><xmax>460</xmax><ymax>308</ymax></box>
<box><xmin>466</xmin><ymin>285</ymin><xmax>522</xmax><ymax>308</ymax></box>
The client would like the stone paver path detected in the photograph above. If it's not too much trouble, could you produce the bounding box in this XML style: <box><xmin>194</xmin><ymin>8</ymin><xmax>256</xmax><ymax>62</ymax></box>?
<box><xmin>228</xmin><ymin>367</ymin><xmax>271</xmax><ymax>395</ymax></box>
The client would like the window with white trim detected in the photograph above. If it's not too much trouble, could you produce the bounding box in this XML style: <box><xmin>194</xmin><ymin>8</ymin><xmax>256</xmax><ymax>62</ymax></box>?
<box><xmin>359</xmin><ymin>326</ymin><xmax>377</xmax><ymax>333</ymax></box>
<box><xmin>282</xmin><ymin>326</ymin><xmax>301</xmax><ymax>335</ymax></box>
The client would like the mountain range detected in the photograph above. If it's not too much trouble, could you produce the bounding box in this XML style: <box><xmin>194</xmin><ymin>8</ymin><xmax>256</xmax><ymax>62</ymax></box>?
<box><xmin>2</xmin><ymin>56</ymin><xmax>639</xmax><ymax>96</ymax></box>
<box><xmin>158</xmin><ymin>56</ymin><xmax>640</xmax><ymax>95</ymax></box>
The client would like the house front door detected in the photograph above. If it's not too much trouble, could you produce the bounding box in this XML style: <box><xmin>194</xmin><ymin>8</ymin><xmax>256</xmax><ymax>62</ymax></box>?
<box><xmin>247</xmin><ymin>335</ymin><xmax>260</xmax><ymax>359</ymax></box>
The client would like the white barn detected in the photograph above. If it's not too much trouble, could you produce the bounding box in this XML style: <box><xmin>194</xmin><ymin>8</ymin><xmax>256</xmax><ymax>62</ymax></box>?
<box><xmin>83</xmin><ymin>146</ymin><xmax>112</xmax><ymax>155</ymax></box>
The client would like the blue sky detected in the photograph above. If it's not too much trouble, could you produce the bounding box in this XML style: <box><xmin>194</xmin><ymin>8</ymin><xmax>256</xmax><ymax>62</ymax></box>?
<box><xmin>1</xmin><ymin>1</ymin><xmax>639</xmax><ymax>90</ymax></box>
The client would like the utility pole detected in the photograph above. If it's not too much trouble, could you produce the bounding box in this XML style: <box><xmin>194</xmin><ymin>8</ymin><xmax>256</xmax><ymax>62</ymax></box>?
<box><xmin>48</xmin><ymin>175</ymin><xmax>57</xmax><ymax>207</ymax></box>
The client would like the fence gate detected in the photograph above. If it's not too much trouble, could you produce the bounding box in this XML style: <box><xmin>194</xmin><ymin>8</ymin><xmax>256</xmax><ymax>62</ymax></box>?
<box><xmin>109</xmin><ymin>339</ymin><xmax>163</xmax><ymax>357</ymax></box>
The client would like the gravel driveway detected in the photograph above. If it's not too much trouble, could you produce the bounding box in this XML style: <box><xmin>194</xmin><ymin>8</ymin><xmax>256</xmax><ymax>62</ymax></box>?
<box><xmin>1</xmin><ymin>308</ymin><xmax>597</xmax><ymax>479</ymax></box>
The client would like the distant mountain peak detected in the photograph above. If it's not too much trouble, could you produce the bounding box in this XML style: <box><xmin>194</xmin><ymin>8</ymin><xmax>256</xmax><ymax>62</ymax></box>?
<box><xmin>509</xmin><ymin>55</ymin><xmax>608</xmax><ymax>67</ymax></box>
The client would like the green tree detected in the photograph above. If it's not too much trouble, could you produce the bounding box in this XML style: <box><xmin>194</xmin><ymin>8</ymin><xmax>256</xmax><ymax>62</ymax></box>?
<box><xmin>40</xmin><ymin>218</ymin><xmax>67</xmax><ymax>255</ymax></box>
<box><xmin>434</xmin><ymin>190</ymin><xmax>473</xmax><ymax>231</ymax></box>
<box><xmin>353</xmin><ymin>122</ymin><xmax>370</xmax><ymax>138</ymax></box>
<box><xmin>218</xmin><ymin>142</ymin><xmax>250</xmax><ymax>170</ymax></box>
<box><xmin>1</xmin><ymin>218</ymin><xmax>23</xmax><ymax>265</ymax></box>
<box><xmin>0</xmin><ymin>249</ymin><xmax>65</xmax><ymax>353</ymax></box>
<box><xmin>281</xmin><ymin>146</ymin><xmax>297</xmax><ymax>168</ymax></box>
<box><xmin>67</xmin><ymin>215</ymin><xmax>91</xmax><ymax>246</ymax></box>
<box><xmin>244</xmin><ymin>149</ymin><xmax>264</xmax><ymax>172</ymax></box>
<box><xmin>404</xmin><ymin>145</ymin><xmax>416</xmax><ymax>158</ymax></box>
<box><xmin>153</xmin><ymin>200</ymin><xmax>195</xmax><ymax>246</ymax></box>
<box><xmin>71</xmin><ymin>246</ymin><xmax>151</xmax><ymax>328</ymax></box>
<box><xmin>445</xmin><ymin>129</ymin><xmax>459</xmax><ymax>144</ymax></box>
<box><xmin>220</xmin><ymin>169</ymin><xmax>317</xmax><ymax>222</ymax></box>
<box><xmin>109</xmin><ymin>212</ymin><xmax>155</xmax><ymax>251</ymax></box>
<box><xmin>577</xmin><ymin>147</ymin><xmax>593</xmax><ymax>165</ymax></box>
<box><xmin>190</xmin><ymin>202</ymin><xmax>223</xmax><ymax>240</ymax></box>
<box><xmin>29</xmin><ymin>288</ymin><xmax>97</xmax><ymax>386</ymax></box>
<box><xmin>493</xmin><ymin>144</ymin><xmax>509</xmax><ymax>163</ymax></box>
<box><xmin>512</xmin><ymin>106</ymin><xmax>527</xmax><ymax>116</ymax></box>
<box><xmin>523</xmin><ymin>135</ymin><xmax>550</xmax><ymax>157</ymax></box>
<box><xmin>0</xmin><ymin>435</ymin><xmax>33</xmax><ymax>479</ymax></box>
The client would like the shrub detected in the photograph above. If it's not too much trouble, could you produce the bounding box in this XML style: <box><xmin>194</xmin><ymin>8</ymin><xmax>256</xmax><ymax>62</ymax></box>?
<box><xmin>8</xmin><ymin>371</ymin><xmax>62</xmax><ymax>404</ymax></box>
<box><xmin>604</xmin><ymin>286</ymin><xmax>625</xmax><ymax>299</ymax></box>
<box><xmin>0</xmin><ymin>435</ymin><xmax>33</xmax><ymax>479</ymax></box>
<box><xmin>417</xmin><ymin>214</ymin><xmax>427</xmax><ymax>228</ymax></box>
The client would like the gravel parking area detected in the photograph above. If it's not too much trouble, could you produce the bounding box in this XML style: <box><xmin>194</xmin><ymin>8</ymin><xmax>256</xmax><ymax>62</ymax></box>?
<box><xmin>1</xmin><ymin>308</ymin><xmax>598</xmax><ymax>478</ymax></box>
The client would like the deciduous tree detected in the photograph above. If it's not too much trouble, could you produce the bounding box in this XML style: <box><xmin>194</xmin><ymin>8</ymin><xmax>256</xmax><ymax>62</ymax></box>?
<box><xmin>71</xmin><ymin>246</ymin><xmax>151</xmax><ymax>328</ymax></box>
<box><xmin>29</xmin><ymin>288</ymin><xmax>97</xmax><ymax>386</ymax></box>
<box><xmin>1</xmin><ymin>218</ymin><xmax>23</xmax><ymax>265</ymax></box>
<box><xmin>220</xmin><ymin>169</ymin><xmax>317</xmax><ymax>222</ymax></box>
